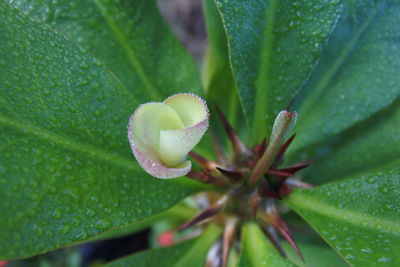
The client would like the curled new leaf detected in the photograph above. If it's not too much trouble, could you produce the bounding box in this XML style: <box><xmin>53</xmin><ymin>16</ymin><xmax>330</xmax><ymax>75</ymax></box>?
<box><xmin>128</xmin><ymin>93</ymin><xmax>209</xmax><ymax>178</ymax></box>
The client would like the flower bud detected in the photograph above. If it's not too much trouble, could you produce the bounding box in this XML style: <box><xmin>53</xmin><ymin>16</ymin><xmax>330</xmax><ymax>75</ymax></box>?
<box><xmin>128</xmin><ymin>93</ymin><xmax>209</xmax><ymax>178</ymax></box>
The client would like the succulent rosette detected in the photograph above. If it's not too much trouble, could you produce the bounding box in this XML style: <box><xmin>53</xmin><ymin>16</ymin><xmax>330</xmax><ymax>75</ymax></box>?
<box><xmin>128</xmin><ymin>93</ymin><xmax>209</xmax><ymax>178</ymax></box>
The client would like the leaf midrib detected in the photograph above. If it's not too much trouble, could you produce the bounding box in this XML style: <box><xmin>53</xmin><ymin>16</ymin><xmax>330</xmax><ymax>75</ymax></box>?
<box><xmin>93</xmin><ymin>0</ymin><xmax>161</xmax><ymax>100</ymax></box>
<box><xmin>321</xmin><ymin>157</ymin><xmax>400</xmax><ymax>184</ymax></box>
<box><xmin>0</xmin><ymin>113</ymin><xmax>140</xmax><ymax>172</ymax></box>
<box><xmin>297</xmin><ymin>1</ymin><xmax>382</xmax><ymax>121</ymax></box>
<box><xmin>286</xmin><ymin>192</ymin><xmax>400</xmax><ymax>234</ymax></box>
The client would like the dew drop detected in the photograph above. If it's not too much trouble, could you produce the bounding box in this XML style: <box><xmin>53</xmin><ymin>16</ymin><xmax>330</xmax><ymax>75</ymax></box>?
<box><xmin>361</xmin><ymin>247</ymin><xmax>372</xmax><ymax>254</ymax></box>
<box><xmin>95</xmin><ymin>219</ymin><xmax>112</xmax><ymax>230</ymax></box>
<box><xmin>378</xmin><ymin>257</ymin><xmax>392</xmax><ymax>263</ymax></box>
<box><xmin>53</xmin><ymin>210</ymin><xmax>62</xmax><ymax>219</ymax></box>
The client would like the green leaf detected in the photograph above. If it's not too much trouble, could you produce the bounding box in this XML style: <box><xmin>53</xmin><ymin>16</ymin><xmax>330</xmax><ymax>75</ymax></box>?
<box><xmin>285</xmin><ymin>167</ymin><xmax>400</xmax><ymax>266</ymax></box>
<box><xmin>238</xmin><ymin>222</ymin><xmax>293</xmax><ymax>267</ymax></box>
<box><xmin>213</xmin><ymin>0</ymin><xmax>341</xmax><ymax>143</ymax></box>
<box><xmin>0</xmin><ymin>5</ymin><xmax>203</xmax><ymax>259</ymax></box>
<box><xmin>282</xmin><ymin>242</ymin><xmax>348</xmax><ymax>267</ymax></box>
<box><xmin>203</xmin><ymin>0</ymin><xmax>246</xmax><ymax>150</ymax></box>
<box><xmin>8</xmin><ymin>0</ymin><xmax>202</xmax><ymax>102</ymax></box>
<box><xmin>106</xmin><ymin>224</ymin><xmax>221</xmax><ymax>267</ymax></box>
<box><xmin>203</xmin><ymin>0</ymin><xmax>232</xmax><ymax>89</ymax></box>
<box><xmin>296</xmin><ymin>99</ymin><xmax>400</xmax><ymax>184</ymax></box>
<box><xmin>291</xmin><ymin>0</ymin><xmax>400</xmax><ymax>153</ymax></box>
<box><xmin>94</xmin><ymin>203</ymin><xmax>196</xmax><ymax>241</ymax></box>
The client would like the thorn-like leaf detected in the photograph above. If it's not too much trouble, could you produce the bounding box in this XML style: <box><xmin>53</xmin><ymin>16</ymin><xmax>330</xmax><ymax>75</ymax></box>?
<box><xmin>215</xmin><ymin>105</ymin><xmax>250</xmax><ymax>158</ymax></box>
<box><xmin>253</xmin><ymin>138</ymin><xmax>267</xmax><ymax>157</ymax></box>
<box><xmin>266</xmin><ymin>169</ymin><xmax>293</xmax><ymax>178</ymax></box>
<box><xmin>212</xmin><ymin>134</ymin><xmax>229</xmax><ymax>166</ymax></box>
<box><xmin>279</xmin><ymin>161</ymin><xmax>310</xmax><ymax>174</ymax></box>
<box><xmin>180</xmin><ymin>195</ymin><xmax>228</xmax><ymax>231</ymax></box>
<box><xmin>276</xmin><ymin>134</ymin><xmax>296</xmax><ymax>160</ymax></box>
<box><xmin>260</xmin><ymin>224</ymin><xmax>287</xmax><ymax>258</ymax></box>
<box><xmin>250</xmin><ymin>193</ymin><xmax>262</xmax><ymax>218</ymax></box>
<box><xmin>186</xmin><ymin>170</ymin><xmax>228</xmax><ymax>186</ymax></box>
<box><xmin>274</xmin><ymin>221</ymin><xmax>304</xmax><ymax>262</ymax></box>
<box><xmin>264</xmin><ymin>200</ymin><xmax>304</xmax><ymax>262</ymax></box>
<box><xmin>222</xmin><ymin>218</ymin><xmax>238</xmax><ymax>267</ymax></box>
<box><xmin>179</xmin><ymin>207</ymin><xmax>220</xmax><ymax>231</ymax></box>
<box><xmin>216</xmin><ymin>167</ymin><xmax>248</xmax><ymax>184</ymax></box>
<box><xmin>189</xmin><ymin>151</ymin><xmax>219</xmax><ymax>173</ymax></box>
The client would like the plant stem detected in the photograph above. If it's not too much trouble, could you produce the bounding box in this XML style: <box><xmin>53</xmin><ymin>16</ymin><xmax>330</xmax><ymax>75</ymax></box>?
<box><xmin>248</xmin><ymin>111</ymin><xmax>297</xmax><ymax>185</ymax></box>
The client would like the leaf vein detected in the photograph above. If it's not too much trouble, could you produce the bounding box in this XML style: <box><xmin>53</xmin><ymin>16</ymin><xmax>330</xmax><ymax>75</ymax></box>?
<box><xmin>93</xmin><ymin>0</ymin><xmax>161</xmax><ymax>100</ymax></box>
<box><xmin>286</xmin><ymin>193</ymin><xmax>400</xmax><ymax>234</ymax></box>
<box><xmin>299</xmin><ymin>1</ymin><xmax>382</xmax><ymax>116</ymax></box>
<box><xmin>0</xmin><ymin>113</ymin><xmax>140</xmax><ymax>172</ymax></box>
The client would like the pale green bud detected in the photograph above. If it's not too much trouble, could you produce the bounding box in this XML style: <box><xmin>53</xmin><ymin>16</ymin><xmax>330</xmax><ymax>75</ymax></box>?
<box><xmin>128</xmin><ymin>93</ymin><xmax>209</xmax><ymax>178</ymax></box>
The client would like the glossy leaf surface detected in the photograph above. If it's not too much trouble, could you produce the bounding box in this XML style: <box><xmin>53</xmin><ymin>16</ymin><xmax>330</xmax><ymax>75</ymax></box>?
<box><xmin>285</xmin><ymin>167</ymin><xmax>400</xmax><ymax>266</ymax></box>
<box><xmin>94</xmin><ymin>203</ymin><xmax>196</xmax><ymax>241</ymax></box>
<box><xmin>8</xmin><ymin>0</ymin><xmax>202</xmax><ymax>102</ymax></box>
<box><xmin>283</xmin><ymin>242</ymin><xmax>347</xmax><ymax>267</ymax></box>
<box><xmin>298</xmin><ymin>99</ymin><xmax>400</xmax><ymax>184</ymax></box>
<box><xmin>291</xmin><ymin>0</ymin><xmax>400</xmax><ymax>153</ymax></box>
<box><xmin>213</xmin><ymin>0</ymin><xmax>341</xmax><ymax>143</ymax></box>
<box><xmin>0</xmin><ymin>5</ymin><xmax>203</xmax><ymax>259</ymax></box>
<box><xmin>106</xmin><ymin>225</ymin><xmax>221</xmax><ymax>267</ymax></box>
<box><xmin>203</xmin><ymin>0</ymin><xmax>247</xmax><ymax>152</ymax></box>
<box><xmin>238</xmin><ymin>223</ymin><xmax>293</xmax><ymax>267</ymax></box>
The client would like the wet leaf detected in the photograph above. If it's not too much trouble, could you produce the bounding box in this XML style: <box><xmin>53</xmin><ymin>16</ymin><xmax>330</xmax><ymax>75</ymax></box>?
<box><xmin>93</xmin><ymin>203</ymin><xmax>196</xmax><ymax>241</ymax></box>
<box><xmin>282</xmin><ymin>242</ymin><xmax>348</xmax><ymax>267</ymax></box>
<box><xmin>285</xmin><ymin>167</ymin><xmax>400</xmax><ymax>266</ymax></box>
<box><xmin>203</xmin><ymin>0</ymin><xmax>245</xmax><ymax>148</ymax></box>
<box><xmin>8</xmin><ymin>0</ymin><xmax>202</xmax><ymax>102</ymax></box>
<box><xmin>291</xmin><ymin>0</ymin><xmax>400</xmax><ymax>153</ymax></box>
<box><xmin>213</xmin><ymin>0</ymin><xmax>341</xmax><ymax>143</ymax></box>
<box><xmin>0</xmin><ymin>5</ymin><xmax>203</xmax><ymax>259</ymax></box>
<box><xmin>296</xmin><ymin>99</ymin><xmax>400</xmax><ymax>184</ymax></box>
